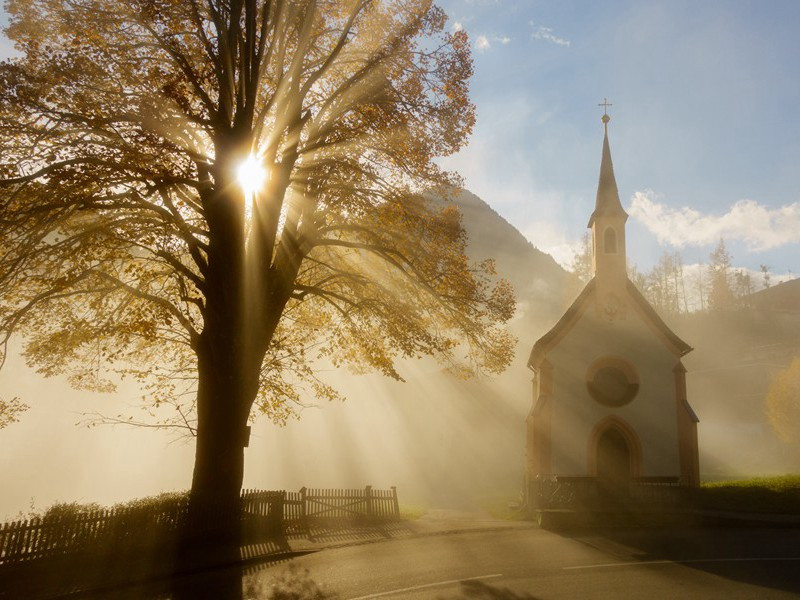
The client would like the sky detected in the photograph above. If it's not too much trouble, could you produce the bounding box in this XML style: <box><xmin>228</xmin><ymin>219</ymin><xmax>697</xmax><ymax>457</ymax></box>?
<box><xmin>2</xmin><ymin>1</ymin><xmax>798</xmax><ymax>278</ymax></box>
<box><xmin>434</xmin><ymin>0</ymin><xmax>800</xmax><ymax>279</ymax></box>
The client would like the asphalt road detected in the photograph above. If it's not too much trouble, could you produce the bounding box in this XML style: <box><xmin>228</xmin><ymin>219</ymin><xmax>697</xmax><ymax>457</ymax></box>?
<box><xmin>246</xmin><ymin>526</ymin><xmax>800</xmax><ymax>599</ymax></box>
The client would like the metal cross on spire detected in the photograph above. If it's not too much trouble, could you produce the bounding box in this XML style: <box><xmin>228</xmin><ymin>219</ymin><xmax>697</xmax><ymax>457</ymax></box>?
<box><xmin>598</xmin><ymin>97</ymin><xmax>612</xmax><ymax>125</ymax></box>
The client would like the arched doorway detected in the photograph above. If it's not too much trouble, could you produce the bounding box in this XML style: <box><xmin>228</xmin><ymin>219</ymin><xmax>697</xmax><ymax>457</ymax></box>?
<box><xmin>596</xmin><ymin>427</ymin><xmax>631</xmax><ymax>497</ymax></box>
<box><xmin>588</xmin><ymin>417</ymin><xmax>642</xmax><ymax>504</ymax></box>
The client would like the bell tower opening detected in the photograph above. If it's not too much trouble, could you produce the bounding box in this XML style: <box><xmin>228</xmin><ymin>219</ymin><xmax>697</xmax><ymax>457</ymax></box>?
<box><xmin>603</xmin><ymin>227</ymin><xmax>617</xmax><ymax>254</ymax></box>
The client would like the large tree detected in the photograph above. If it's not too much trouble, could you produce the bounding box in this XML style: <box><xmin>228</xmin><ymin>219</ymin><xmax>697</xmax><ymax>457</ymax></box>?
<box><xmin>0</xmin><ymin>0</ymin><xmax>514</xmax><ymax>540</ymax></box>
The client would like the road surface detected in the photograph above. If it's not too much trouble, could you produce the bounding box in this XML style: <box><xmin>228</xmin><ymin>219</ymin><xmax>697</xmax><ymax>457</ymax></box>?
<box><xmin>247</xmin><ymin>526</ymin><xmax>800</xmax><ymax>599</ymax></box>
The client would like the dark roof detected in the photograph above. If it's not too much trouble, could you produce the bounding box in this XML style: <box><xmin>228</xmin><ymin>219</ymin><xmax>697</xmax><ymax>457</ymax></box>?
<box><xmin>587</xmin><ymin>128</ymin><xmax>628</xmax><ymax>227</ymax></box>
<box><xmin>528</xmin><ymin>277</ymin><xmax>693</xmax><ymax>369</ymax></box>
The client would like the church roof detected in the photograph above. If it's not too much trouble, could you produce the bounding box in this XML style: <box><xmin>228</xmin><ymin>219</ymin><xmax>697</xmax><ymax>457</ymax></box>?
<box><xmin>587</xmin><ymin>118</ymin><xmax>628</xmax><ymax>227</ymax></box>
<box><xmin>528</xmin><ymin>277</ymin><xmax>693</xmax><ymax>369</ymax></box>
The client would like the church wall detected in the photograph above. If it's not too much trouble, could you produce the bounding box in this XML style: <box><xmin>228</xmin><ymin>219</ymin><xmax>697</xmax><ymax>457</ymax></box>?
<box><xmin>545</xmin><ymin>295</ymin><xmax>681</xmax><ymax>477</ymax></box>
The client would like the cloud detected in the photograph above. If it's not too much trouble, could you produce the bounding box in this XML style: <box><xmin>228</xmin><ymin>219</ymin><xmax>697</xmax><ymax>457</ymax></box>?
<box><xmin>529</xmin><ymin>21</ymin><xmax>571</xmax><ymax>47</ymax></box>
<box><xmin>475</xmin><ymin>35</ymin><xmax>491</xmax><ymax>51</ymax></box>
<box><xmin>628</xmin><ymin>191</ymin><xmax>800</xmax><ymax>251</ymax></box>
<box><xmin>452</xmin><ymin>21</ymin><xmax>463</xmax><ymax>32</ymax></box>
<box><xmin>473</xmin><ymin>34</ymin><xmax>510</xmax><ymax>53</ymax></box>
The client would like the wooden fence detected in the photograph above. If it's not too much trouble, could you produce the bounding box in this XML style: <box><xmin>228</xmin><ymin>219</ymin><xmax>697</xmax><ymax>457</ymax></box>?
<box><xmin>283</xmin><ymin>486</ymin><xmax>399</xmax><ymax>522</ymax></box>
<box><xmin>0</xmin><ymin>497</ymin><xmax>190</xmax><ymax>566</ymax></box>
<box><xmin>0</xmin><ymin>486</ymin><xmax>399</xmax><ymax>567</ymax></box>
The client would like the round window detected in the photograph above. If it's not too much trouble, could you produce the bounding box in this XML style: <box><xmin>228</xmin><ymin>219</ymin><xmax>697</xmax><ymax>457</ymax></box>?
<box><xmin>587</xmin><ymin>362</ymin><xmax>639</xmax><ymax>406</ymax></box>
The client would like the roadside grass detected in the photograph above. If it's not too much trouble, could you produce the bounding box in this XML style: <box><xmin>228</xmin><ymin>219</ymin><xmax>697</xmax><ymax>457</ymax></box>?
<box><xmin>697</xmin><ymin>475</ymin><xmax>800</xmax><ymax>514</ymax></box>
<box><xmin>398</xmin><ymin>504</ymin><xmax>428</xmax><ymax>520</ymax></box>
<box><xmin>478</xmin><ymin>495</ymin><xmax>527</xmax><ymax>521</ymax></box>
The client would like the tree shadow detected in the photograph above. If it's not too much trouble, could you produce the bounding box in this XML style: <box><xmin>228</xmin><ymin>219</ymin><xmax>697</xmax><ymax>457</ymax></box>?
<box><xmin>243</xmin><ymin>564</ymin><xmax>339</xmax><ymax>600</ymax></box>
<box><xmin>285</xmin><ymin>518</ymin><xmax>414</xmax><ymax>544</ymax></box>
<box><xmin>564</xmin><ymin>525</ymin><xmax>800</xmax><ymax>596</ymax></box>
<box><xmin>0</xmin><ymin>519</ymin><xmax>411</xmax><ymax>599</ymax></box>
<box><xmin>438</xmin><ymin>580</ymin><xmax>543</xmax><ymax>600</ymax></box>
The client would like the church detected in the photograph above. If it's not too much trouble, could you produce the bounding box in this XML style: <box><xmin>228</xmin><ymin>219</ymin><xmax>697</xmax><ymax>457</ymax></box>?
<box><xmin>525</xmin><ymin>109</ymin><xmax>700</xmax><ymax>508</ymax></box>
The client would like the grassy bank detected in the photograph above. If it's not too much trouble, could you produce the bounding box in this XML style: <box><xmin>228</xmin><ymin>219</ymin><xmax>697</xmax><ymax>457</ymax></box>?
<box><xmin>697</xmin><ymin>475</ymin><xmax>800</xmax><ymax>514</ymax></box>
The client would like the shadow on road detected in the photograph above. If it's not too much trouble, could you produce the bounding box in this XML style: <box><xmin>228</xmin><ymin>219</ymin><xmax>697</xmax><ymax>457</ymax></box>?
<box><xmin>285</xmin><ymin>518</ymin><xmax>414</xmax><ymax>546</ymax></box>
<box><xmin>438</xmin><ymin>580</ymin><xmax>543</xmax><ymax>600</ymax></box>
<box><xmin>0</xmin><ymin>520</ymin><xmax>415</xmax><ymax>600</ymax></box>
<box><xmin>565</xmin><ymin>526</ymin><xmax>800</xmax><ymax>596</ymax></box>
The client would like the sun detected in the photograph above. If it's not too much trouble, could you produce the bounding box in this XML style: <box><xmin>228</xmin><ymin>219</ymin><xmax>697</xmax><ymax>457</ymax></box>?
<box><xmin>237</xmin><ymin>154</ymin><xmax>267</xmax><ymax>198</ymax></box>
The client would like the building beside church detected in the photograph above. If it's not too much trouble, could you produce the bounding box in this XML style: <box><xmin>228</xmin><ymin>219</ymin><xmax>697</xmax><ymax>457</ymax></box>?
<box><xmin>525</xmin><ymin>111</ymin><xmax>700</xmax><ymax>508</ymax></box>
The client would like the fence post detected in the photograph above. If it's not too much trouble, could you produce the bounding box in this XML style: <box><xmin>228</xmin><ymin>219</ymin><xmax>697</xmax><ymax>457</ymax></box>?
<box><xmin>365</xmin><ymin>486</ymin><xmax>373</xmax><ymax>519</ymax></box>
<box><xmin>300</xmin><ymin>487</ymin><xmax>307</xmax><ymax>527</ymax></box>
<box><xmin>391</xmin><ymin>486</ymin><xmax>400</xmax><ymax>518</ymax></box>
<box><xmin>272</xmin><ymin>491</ymin><xmax>285</xmax><ymax>534</ymax></box>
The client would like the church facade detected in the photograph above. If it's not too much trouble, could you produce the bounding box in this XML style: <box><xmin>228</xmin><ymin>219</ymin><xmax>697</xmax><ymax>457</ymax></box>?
<box><xmin>525</xmin><ymin>112</ymin><xmax>700</xmax><ymax>506</ymax></box>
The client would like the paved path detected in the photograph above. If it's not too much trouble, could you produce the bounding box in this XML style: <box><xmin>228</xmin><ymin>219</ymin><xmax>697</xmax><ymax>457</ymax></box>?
<box><xmin>285</xmin><ymin>509</ymin><xmax>530</xmax><ymax>554</ymax></box>
<box><xmin>246</xmin><ymin>513</ymin><xmax>800</xmax><ymax>600</ymax></box>
<box><xmin>92</xmin><ymin>510</ymin><xmax>800</xmax><ymax>599</ymax></box>
<box><xmin>250</xmin><ymin>526</ymin><xmax>800</xmax><ymax>599</ymax></box>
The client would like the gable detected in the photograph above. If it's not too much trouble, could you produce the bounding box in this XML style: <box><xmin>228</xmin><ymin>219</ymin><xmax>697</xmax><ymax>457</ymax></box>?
<box><xmin>528</xmin><ymin>277</ymin><xmax>692</xmax><ymax>370</ymax></box>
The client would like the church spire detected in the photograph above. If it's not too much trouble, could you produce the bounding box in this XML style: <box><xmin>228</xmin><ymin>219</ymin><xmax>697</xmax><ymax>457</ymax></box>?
<box><xmin>589</xmin><ymin>102</ymin><xmax>628</xmax><ymax>284</ymax></box>
<box><xmin>588</xmin><ymin>107</ymin><xmax>627</xmax><ymax>228</ymax></box>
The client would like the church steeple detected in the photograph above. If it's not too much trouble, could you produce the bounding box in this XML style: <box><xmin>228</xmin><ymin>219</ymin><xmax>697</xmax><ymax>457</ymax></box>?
<box><xmin>589</xmin><ymin>102</ymin><xmax>628</xmax><ymax>285</ymax></box>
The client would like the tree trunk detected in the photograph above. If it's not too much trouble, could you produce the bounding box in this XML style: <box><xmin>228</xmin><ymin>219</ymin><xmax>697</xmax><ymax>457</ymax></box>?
<box><xmin>173</xmin><ymin>327</ymin><xmax>258</xmax><ymax>599</ymax></box>
<box><xmin>175</xmin><ymin>147</ymin><xmax>260</xmax><ymax>587</ymax></box>
<box><xmin>178</xmin><ymin>337</ymin><xmax>251</xmax><ymax>554</ymax></box>
<box><xmin>173</xmin><ymin>133</ymin><xmax>299</xmax><ymax>591</ymax></box>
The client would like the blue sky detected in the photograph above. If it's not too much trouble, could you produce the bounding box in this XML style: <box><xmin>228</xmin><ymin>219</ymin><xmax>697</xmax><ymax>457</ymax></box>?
<box><xmin>2</xmin><ymin>1</ymin><xmax>799</xmax><ymax>278</ymax></box>
<box><xmin>436</xmin><ymin>0</ymin><xmax>800</xmax><ymax>279</ymax></box>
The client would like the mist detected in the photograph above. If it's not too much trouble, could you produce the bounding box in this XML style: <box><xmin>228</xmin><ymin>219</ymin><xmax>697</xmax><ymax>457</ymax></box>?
<box><xmin>1</xmin><ymin>190</ymin><xmax>796</xmax><ymax>520</ymax></box>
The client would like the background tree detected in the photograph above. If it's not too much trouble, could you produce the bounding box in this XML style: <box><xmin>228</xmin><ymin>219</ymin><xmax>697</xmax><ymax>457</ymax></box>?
<box><xmin>648</xmin><ymin>251</ymin><xmax>684</xmax><ymax>316</ymax></box>
<box><xmin>760</xmin><ymin>264</ymin><xmax>771</xmax><ymax>290</ymax></box>
<box><xmin>691</xmin><ymin>267</ymin><xmax>707</xmax><ymax>312</ymax></box>
<box><xmin>569</xmin><ymin>232</ymin><xmax>593</xmax><ymax>283</ymax></box>
<box><xmin>627</xmin><ymin>263</ymin><xmax>647</xmax><ymax>294</ymax></box>
<box><xmin>0</xmin><ymin>0</ymin><xmax>514</xmax><ymax>548</ymax></box>
<box><xmin>733</xmin><ymin>268</ymin><xmax>754</xmax><ymax>307</ymax></box>
<box><xmin>707</xmin><ymin>238</ymin><xmax>733</xmax><ymax>312</ymax></box>
<box><xmin>630</xmin><ymin>250</ymin><xmax>687</xmax><ymax>317</ymax></box>
<box><xmin>766</xmin><ymin>357</ymin><xmax>800</xmax><ymax>449</ymax></box>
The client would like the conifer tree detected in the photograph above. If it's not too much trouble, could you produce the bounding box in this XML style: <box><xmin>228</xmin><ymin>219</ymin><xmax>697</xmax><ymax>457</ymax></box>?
<box><xmin>707</xmin><ymin>239</ymin><xmax>733</xmax><ymax>312</ymax></box>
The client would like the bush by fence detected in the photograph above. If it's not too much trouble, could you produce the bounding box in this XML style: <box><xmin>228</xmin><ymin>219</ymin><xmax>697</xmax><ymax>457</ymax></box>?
<box><xmin>0</xmin><ymin>486</ymin><xmax>399</xmax><ymax>567</ymax></box>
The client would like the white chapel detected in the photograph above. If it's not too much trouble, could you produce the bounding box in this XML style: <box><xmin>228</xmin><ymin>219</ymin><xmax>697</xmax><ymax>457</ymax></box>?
<box><xmin>525</xmin><ymin>109</ymin><xmax>700</xmax><ymax>506</ymax></box>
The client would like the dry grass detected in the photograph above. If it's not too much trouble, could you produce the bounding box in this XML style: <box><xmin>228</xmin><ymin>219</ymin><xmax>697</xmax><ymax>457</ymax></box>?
<box><xmin>698</xmin><ymin>475</ymin><xmax>800</xmax><ymax>514</ymax></box>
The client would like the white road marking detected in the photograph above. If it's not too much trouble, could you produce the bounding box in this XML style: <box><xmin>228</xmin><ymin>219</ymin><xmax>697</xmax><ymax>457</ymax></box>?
<box><xmin>348</xmin><ymin>574</ymin><xmax>504</xmax><ymax>599</ymax></box>
<box><xmin>564</xmin><ymin>557</ymin><xmax>800</xmax><ymax>570</ymax></box>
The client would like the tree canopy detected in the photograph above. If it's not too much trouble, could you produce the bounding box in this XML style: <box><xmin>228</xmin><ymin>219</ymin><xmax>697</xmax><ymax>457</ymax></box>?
<box><xmin>0</xmin><ymin>0</ymin><xmax>515</xmax><ymax>436</ymax></box>
<box><xmin>0</xmin><ymin>1</ymin><xmax>518</xmax><ymax>543</ymax></box>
